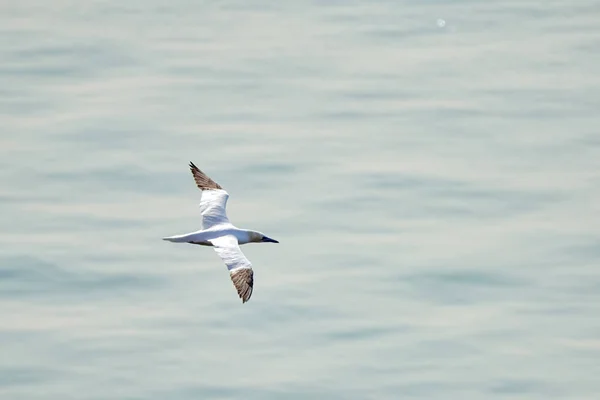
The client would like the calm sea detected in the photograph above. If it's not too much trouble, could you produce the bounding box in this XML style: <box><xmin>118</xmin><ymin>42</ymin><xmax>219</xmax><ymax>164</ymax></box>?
<box><xmin>1</xmin><ymin>1</ymin><xmax>599</xmax><ymax>399</ymax></box>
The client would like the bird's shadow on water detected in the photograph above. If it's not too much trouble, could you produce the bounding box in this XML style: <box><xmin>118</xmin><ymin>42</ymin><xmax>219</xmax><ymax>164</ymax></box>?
<box><xmin>0</xmin><ymin>255</ymin><xmax>163</xmax><ymax>301</ymax></box>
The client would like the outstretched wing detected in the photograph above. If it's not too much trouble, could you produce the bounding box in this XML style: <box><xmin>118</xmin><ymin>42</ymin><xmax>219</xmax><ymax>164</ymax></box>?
<box><xmin>189</xmin><ymin>161</ymin><xmax>222</xmax><ymax>190</ymax></box>
<box><xmin>198</xmin><ymin>190</ymin><xmax>230</xmax><ymax>229</ymax></box>
<box><xmin>210</xmin><ymin>235</ymin><xmax>254</xmax><ymax>303</ymax></box>
<box><xmin>189</xmin><ymin>162</ymin><xmax>230</xmax><ymax>229</ymax></box>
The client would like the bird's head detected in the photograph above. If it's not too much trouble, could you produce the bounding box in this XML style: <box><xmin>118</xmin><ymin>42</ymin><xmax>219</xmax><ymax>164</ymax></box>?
<box><xmin>249</xmin><ymin>231</ymin><xmax>279</xmax><ymax>244</ymax></box>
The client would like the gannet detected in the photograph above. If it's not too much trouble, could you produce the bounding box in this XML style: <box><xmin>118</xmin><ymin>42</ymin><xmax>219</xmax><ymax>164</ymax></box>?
<box><xmin>163</xmin><ymin>162</ymin><xmax>279</xmax><ymax>303</ymax></box>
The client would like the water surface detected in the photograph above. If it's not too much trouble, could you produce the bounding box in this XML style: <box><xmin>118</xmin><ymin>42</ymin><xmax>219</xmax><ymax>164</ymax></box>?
<box><xmin>1</xmin><ymin>1</ymin><xmax>599</xmax><ymax>399</ymax></box>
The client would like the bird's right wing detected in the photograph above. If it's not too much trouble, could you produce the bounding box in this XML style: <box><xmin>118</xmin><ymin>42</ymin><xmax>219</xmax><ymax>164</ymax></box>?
<box><xmin>198</xmin><ymin>190</ymin><xmax>231</xmax><ymax>229</ymax></box>
<box><xmin>189</xmin><ymin>161</ymin><xmax>222</xmax><ymax>190</ymax></box>
<box><xmin>189</xmin><ymin>162</ymin><xmax>231</xmax><ymax>229</ymax></box>
<box><xmin>210</xmin><ymin>235</ymin><xmax>254</xmax><ymax>303</ymax></box>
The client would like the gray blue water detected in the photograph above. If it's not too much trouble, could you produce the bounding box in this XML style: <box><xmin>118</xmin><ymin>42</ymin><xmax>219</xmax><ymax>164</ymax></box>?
<box><xmin>1</xmin><ymin>1</ymin><xmax>599</xmax><ymax>399</ymax></box>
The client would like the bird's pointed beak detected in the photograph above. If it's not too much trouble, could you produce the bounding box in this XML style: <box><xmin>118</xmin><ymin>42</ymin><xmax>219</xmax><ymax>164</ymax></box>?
<box><xmin>261</xmin><ymin>236</ymin><xmax>279</xmax><ymax>243</ymax></box>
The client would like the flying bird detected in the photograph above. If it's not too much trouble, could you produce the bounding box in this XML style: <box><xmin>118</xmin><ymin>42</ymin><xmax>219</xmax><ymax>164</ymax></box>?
<box><xmin>163</xmin><ymin>162</ymin><xmax>279</xmax><ymax>303</ymax></box>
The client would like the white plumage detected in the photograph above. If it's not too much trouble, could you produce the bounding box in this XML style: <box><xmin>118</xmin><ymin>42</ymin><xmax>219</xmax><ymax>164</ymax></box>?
<box><xmin>163</xmin><ymin>162</ymin><xmax>279</xmax><ymax>303</ymax></box>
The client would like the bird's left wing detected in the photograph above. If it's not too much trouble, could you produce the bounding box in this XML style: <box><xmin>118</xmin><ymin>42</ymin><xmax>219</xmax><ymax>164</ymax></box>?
<box><xmin>210</xmin><ymin>235</ymin><xmax>254</xmax><ymax>303</ymax></box>
<box><xmin>198</xmin><ymin>190</ymin><xmax>231</xmax><ymax>229</ymax></box>
<box><xmin>189</xmin><ymin>162</ymin><xmax>231</xmax><ymax>229</ymax></box>
<box><xmin>189</xmin><ymin>161</ymin><xmax>223</xmax><ymax>190</ymax></box>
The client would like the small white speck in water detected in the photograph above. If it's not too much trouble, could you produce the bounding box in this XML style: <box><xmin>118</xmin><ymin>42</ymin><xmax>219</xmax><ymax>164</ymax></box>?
<box><xmin>437</xmin><ymin>18</ymin><xmax>446</xmax><ymax>28</ymax></box>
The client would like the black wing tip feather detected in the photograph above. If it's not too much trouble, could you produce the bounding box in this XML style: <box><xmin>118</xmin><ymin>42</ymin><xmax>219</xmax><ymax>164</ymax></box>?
<box><xmin>188</xmin><ymin>161</ymin><xmax>202</xmax><ymax>176</ymax></box>
<box><xmin>231</xmin><ymin>268</ymin><xmax>254</xmax><ymax>303</ymax></box>
<box><xmin>188</xmin><ymin>161</ymin><xmax>223</xmax><ymax>190</ymax></box>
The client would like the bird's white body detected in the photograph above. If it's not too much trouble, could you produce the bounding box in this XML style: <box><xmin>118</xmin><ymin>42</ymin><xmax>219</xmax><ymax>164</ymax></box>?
<box><xmin>163</xmin><ymin>163</ymin><xmax>278</xmax><ymax>303</ymax></box>
<box><xmin>163</xmin><ymin>226</ymin><xmax>254</xmax><ymax>246</ymax></box>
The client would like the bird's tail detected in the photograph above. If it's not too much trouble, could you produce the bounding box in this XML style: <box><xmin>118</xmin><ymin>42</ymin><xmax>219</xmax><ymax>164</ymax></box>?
<box><xmin>162</xmin><ymin>233</ymin><xmax>193</xmax><ymax>243</ymax></box>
